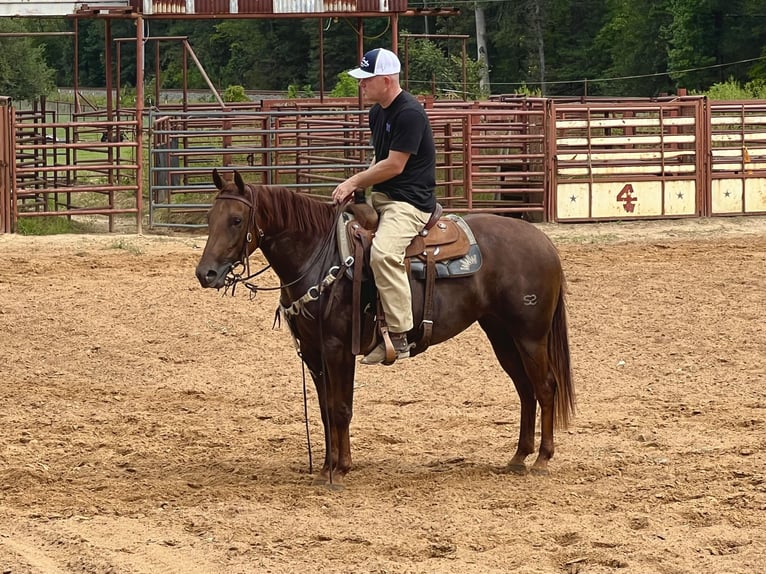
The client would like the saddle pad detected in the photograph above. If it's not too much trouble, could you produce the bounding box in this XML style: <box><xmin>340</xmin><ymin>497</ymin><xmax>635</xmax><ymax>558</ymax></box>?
<box><xmin>338</xmin><ymin>212</ymin><xmax>482</xmax><ymax>280</ymax></box>
<box><xmin>337</xmin><ymin>211</ymin><xmax>355</xmax><ymax>265</ymax></box>
<box><xmin>409</xmin><ymin>215</ymin><xmax>483</xmax><ymax>279</ymax></box>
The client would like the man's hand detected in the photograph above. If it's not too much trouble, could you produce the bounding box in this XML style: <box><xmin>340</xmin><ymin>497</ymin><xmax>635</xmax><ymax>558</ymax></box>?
<box><xmin>332</xmin><ymin>181</ymin><xmax>356</xmax><ymax>205</ymax></box>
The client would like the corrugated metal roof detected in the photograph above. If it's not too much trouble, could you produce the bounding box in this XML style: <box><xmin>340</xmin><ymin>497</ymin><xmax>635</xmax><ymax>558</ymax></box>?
<box><xmin>0</xmin><ymin>0</ymin><xmax>408</xmax><ymax>16</ymax></box>
<box><xmin>142</xmin><ymin>0</ymin><xmax>407</xmax><ymax>14</ymax></box>
<box><xmin>0</xmin><ymin>1</ymin><xmax>135</xmax><ymax>17</ymax></box>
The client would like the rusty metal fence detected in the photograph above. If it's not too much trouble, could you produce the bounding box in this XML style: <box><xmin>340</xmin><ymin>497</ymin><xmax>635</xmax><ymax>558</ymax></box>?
<box><xmin>148</xmin><ymin>104</ymin><xmax>372</xmax><ymax>228</ymax></box>
<box><xmin>2</xmin><ymin>96</ymin><xmax>766</xmax><ymax>234</ymax></box>
<box><xmin>550</xmin><ymin>97</ymin><xmax>707</xmax><ymax>221</ymax></box>
<box><xmin>147</xmin><ymin>98</ymin><xmax>552</xmax><ymax>228</ymax></box>
<box><xmin>0</xmin><ymin>97</ymin><xmax>12</xmax><ymax>233</ymax></box>
<box><xmin>708</xmin><ymin>101</ymin><xmax>766</xmax><ymax>216</ymax></box>
<box><xmin>1</xmin><ymin>102</ymin><xmax>140</xmax><ymax>233</ymax></box>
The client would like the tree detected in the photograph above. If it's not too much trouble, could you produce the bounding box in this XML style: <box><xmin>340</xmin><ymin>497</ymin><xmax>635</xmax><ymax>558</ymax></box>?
<box><xmin>665</xmin><ymin>0</ymin><xmax>766</xmax><ymax>91</ymax></box>
<box><xmin>593</xmin><ymin>0</ymin><xmax>674</xmax><ymax>96</ymax></box>
<box><xmin>405</xmin><ymin>38</ymin><xmax>488</xmax><ymax>100</ymax></box>
<box><xmin>0</xmin><ymin>19</ymin><xmax>55</xmax><ymax>101</ymax></box>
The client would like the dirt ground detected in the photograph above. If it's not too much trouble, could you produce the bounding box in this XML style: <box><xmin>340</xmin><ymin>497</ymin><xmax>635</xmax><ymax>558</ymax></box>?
<box><xmin>0</xmin><ymin>216</ymin><xmax>764</xmax><ymax>574</ymax></box>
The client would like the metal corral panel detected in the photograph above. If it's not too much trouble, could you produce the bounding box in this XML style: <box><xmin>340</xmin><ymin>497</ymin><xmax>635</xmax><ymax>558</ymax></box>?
<box><xmin>0</xmin><ymin>1</ymin><xmax>78</xmax><ymax>16</ymax></box>
<box><xmin>139</xmin><ymin>0</ymin><xmax>406</xmax><ymax>14</ymax></box>
<box><xmin>552</xmin><ymin>99</ymin><xmax>706</xmax><ymax>221</ymax></box>
<box><xmin>708</xmin><ymin>101</ymin><xmax>766</xmax><ymax>216</ymax></box>
<box><xmin>0</xmin><ymin>98</ymin><xmax>12</xmax><ymax>234</ymax></box>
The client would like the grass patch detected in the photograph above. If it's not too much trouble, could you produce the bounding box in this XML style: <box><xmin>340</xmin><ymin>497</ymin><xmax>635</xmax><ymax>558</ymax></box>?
<box><xmin>15</xmin><ymin>216</ymin><xmax>94</xmax><ymax>235</ymax></box>
<box><xmin>108</xmin><ymin>238</ymin><xmax>143</xmax><ymax>255</ymax></box>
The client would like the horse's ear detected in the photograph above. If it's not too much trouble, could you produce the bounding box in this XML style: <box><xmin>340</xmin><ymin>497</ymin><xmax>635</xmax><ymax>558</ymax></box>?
<box><xmin>234</xmin><ymin>170</ymin><xmax>246</xmax><ymax>195</ymax></box>
<box><xmin>212</xmin><ymin>169</ymin><xmax>224</xmax><ymax>191</ymax></box>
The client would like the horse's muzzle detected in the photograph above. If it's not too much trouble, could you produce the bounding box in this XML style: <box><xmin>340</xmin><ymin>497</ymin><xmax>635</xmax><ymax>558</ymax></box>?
<box><xmin>195</xmin><ymin>265</ymin><xmax>227</xmax><ymax>289</ymax></box>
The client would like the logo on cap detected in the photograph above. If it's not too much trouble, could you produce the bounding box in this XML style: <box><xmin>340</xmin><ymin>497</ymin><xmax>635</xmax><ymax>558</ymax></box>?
<box><xmin>348</xmin><ymin>48</ymin><xmax>401</xmax><ymax>79</ymax></box>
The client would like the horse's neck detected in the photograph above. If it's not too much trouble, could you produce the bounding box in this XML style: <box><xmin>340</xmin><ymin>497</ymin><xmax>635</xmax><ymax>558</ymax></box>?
<box><xmin>254</xmin><ymin>186</ymin><xmax>337</xmax><ymax>287</ymax></box>
<box><xmin>260</xmin><ymin>231</ymin><xmax>332</xmax><ymax>287</ymax></box>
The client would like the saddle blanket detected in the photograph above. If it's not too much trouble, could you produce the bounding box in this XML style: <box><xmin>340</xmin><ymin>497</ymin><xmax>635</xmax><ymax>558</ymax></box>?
<box><xmin>337</xmin><ymin>212</ymin><xmax>483</xmax><ymax>280</ymax></box>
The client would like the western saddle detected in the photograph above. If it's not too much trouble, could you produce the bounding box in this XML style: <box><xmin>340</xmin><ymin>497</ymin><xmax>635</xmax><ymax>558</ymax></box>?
<box><xmin>343</xmin><ymin>200</ymin><xmax>473</xmax><ymax>363</ymax></box>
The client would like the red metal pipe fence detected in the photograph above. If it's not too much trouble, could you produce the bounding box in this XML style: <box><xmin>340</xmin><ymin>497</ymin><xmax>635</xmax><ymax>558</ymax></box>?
<box><xmin>1</xmin><ymin>96</ymin><xmax>765</xmax><ymax>233</ymax></box>
<box><xmin>0</xmin><ymin>97</ymin><xmax>12</xmax><ymax>233</ymax></box>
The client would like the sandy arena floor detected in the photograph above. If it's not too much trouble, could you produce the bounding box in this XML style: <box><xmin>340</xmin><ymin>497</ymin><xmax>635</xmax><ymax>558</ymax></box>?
<box><xmin>0</xmin><ymin>216</ymin><xmax>764</xmax><ymax>573</ymax></box>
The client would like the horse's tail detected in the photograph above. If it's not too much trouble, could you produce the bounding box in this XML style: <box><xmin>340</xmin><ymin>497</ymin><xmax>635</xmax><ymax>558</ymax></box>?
<box><xmin>549</xmin><ymin>281</ymin><xmax>576</xmax><ymax>429</ymax></box>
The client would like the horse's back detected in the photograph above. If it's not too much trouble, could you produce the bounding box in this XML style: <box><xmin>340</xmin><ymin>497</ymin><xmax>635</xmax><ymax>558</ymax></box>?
<box><xmin>462</xmin><ymin>213</ymin><xmax>562</xmax><ymax>273</ymax></box>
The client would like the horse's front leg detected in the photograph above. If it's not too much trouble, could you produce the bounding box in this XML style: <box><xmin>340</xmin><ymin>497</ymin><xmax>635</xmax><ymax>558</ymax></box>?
<box><xmin>311</xmin><ymin>341</ymin><xmax>357</xmax><ymax>488</ymax></box>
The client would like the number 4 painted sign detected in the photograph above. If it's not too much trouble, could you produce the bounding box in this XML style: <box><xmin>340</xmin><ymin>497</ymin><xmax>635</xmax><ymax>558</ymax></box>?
<box><xmin>616</xmin><ymin>184</ymin><xmax>637</xmax><ymax>213</ymax></box>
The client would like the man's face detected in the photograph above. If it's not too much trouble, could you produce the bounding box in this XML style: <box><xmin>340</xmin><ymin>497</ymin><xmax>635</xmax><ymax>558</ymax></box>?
<box><xmin>358</xmin><ymin>75</ymin><xmax>388</xmax><ymax>103</ymax></box>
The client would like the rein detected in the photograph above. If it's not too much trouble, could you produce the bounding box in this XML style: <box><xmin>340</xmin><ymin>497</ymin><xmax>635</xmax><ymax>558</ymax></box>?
<box><xmin>214</xmin><ymin>184</ymin><xmax>351</xmax><ymax>485</ymax></box>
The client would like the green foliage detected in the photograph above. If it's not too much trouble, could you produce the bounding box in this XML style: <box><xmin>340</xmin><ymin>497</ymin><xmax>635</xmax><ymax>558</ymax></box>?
<box><xmin>286</xmin><ymin>84</ymin><xmax>315</xmax><ymax>99</ymax></box>
<box><xmin>222</xmin><ymin>85</ymin><xmax>250</xmax><ymax>102</ymax></box>
<box><xmin>695</xmin><ymin>77</ymin><xmax>766</xmax><ymax>100</ymax></box>
<box><xmin>513</xmin><ymin>83</ymin><xmax>543</xmax><ymax>97</ymax></box>
<box><xmin>7</xmin><ymin>0</ymin><xmax>766</xmax><ymax>102</ymax></box>
<box><xmin>0</xmin><ymin>20</ymin><xmax>55</xmax><ymax>101</ymax></box>
<box><xmin>120</xmin><ymin>85</ymin><xmax>137</xmax><ymax>107</ymax></box>
<box><xmin>592</xmin><ymin>0</ymin><xmax>674</xmax><ymax>96</ymax></box>
<box><xmin>330</xmin><ymin>73</ymin><xmax>359</xmax><ymax>97</ymax></box>
<box><xmin>144</xmin><ymin>77</ymin><xmax>157</xmax><ymax>106</ymax></box>
<box><xmin>406</xmin><ymin>39</ymin><xmax>488</xmax><ymax>100</ymax></box>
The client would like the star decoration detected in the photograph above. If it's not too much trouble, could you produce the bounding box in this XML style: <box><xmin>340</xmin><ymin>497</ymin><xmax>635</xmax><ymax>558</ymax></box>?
<box><xmin>570</xmin><ymin>195</ymin><xmax>577</xmax><ymax>203</ymax></box>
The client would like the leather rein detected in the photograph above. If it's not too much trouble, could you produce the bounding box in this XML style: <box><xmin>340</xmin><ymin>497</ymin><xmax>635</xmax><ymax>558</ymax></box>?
<box><xmin>213</xmin><ymin>185</ymin><xmax>351</xmax><ymax>480</ymax></box>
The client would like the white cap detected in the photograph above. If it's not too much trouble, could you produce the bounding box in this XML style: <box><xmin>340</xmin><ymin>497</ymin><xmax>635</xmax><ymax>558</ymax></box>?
<box><xmin>348</xmin><ymin>48</ymin><xmax>402</xmax><ymax>79</ymax></box>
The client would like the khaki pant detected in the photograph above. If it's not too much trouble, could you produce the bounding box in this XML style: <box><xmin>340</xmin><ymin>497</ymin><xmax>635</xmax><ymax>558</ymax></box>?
<box><xmin>369</xmin><ymin>191</ymin><xmax>432</xmax><ymax>333</ymax></box>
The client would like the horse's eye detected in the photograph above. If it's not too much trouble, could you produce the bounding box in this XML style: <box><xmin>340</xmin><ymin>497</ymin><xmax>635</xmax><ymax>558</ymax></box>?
<box><xmin>232</xmin><ymin>216</ymin><xmax>243</xmax><ymax>226</ymax></box>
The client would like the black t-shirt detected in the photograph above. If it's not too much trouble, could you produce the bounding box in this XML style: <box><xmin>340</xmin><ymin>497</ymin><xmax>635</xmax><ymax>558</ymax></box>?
<box><xmin>369</xmin><ymin>91</ymin><xmax>437</xmax><ymax>213</ymax></box>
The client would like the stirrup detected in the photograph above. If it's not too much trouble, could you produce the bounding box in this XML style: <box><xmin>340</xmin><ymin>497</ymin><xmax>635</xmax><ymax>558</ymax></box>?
<box><xmin>361</xmin><ymin>332</ymin><xmax>411</xmax><ymax>365</ymax></box>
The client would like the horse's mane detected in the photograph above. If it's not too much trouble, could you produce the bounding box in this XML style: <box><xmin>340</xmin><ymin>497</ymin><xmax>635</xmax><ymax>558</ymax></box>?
<box><xmin>252</xmin><ymin>185</ymin><xmax>337</xmax><ymax>237</ymax></box>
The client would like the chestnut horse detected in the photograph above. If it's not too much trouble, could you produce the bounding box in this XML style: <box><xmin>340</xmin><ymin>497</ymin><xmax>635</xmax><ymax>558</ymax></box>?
<box><xmin>195</xmin><ymin>170</ymin><xmax>575</xmax><ymax>485</ymax></box>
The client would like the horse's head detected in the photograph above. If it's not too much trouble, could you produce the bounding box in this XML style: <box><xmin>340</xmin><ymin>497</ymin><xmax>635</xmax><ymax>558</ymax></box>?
<box><xmin>195</xmin><ymin>169</ymin><xmax>259</xmax><ymax>289</ymax></box>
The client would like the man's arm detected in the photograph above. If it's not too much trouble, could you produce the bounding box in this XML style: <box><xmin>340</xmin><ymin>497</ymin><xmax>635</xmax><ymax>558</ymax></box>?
<box><xmin>332</xmin><ymin>150</ymin><xmax>410</xmax><ymax>204</ymax></box>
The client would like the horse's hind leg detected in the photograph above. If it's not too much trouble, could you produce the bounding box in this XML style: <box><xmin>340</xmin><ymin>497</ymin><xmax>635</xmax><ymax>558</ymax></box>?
<box><xmin>480</xmin><ymin>320</ymin><xmax>537</xmax><ymax>474</ymax></box>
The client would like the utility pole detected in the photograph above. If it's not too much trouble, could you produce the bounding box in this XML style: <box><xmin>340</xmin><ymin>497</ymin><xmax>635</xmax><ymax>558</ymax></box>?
<box><xmin>532</xmin><ymin>0</ymin><xmax>546</xmax><ymax>95</ymax></box>
<box><xmin>475</xmin><ymin>4</ymin><xmax>490</xmax><ymax>94</ymax></box>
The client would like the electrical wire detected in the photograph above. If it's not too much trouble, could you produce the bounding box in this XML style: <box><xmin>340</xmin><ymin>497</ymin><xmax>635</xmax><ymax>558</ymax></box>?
<box><xmin>406</xmin><ymin>54</ymin><xmax>766</xmax><ymax>88</ymax></box>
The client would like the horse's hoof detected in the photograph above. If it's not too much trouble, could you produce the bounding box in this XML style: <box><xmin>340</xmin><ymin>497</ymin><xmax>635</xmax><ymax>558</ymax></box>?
<box><xmin>311</xmin><ymin>476</ymin><xmax>329</xmax><ymax>487</ymax></box>
<box><xmin>506</xmin><ymin>463</ymin><xmax>528</xmax><ymax>475</ymax></box>
<box><xmin>529</xmin><ymin>466</ymin><xmax>550</xmax><ymax>476</ymax></box>
<box><xmin>311</xmin><ymin>475</ymin><xmax>346</xmax><ymax>489</ymax></box>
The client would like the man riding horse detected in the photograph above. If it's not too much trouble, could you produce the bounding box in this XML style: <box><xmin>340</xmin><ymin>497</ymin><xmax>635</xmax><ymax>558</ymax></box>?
<box><xmin>332</xmin><ymin>48</ymin><xmax>437</xmax><ymax>366</ymax></box>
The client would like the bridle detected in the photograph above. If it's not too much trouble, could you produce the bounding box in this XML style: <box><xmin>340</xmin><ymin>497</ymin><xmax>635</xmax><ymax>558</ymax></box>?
<box><xmin>214</xmin><ymin>183</ymin><xmax>349</xmax><ymax>303</ymax></box>
<box><xmin>215</xmin><ymin>184</ymin><xmax>264</xmax><ymax>285</ymax></box>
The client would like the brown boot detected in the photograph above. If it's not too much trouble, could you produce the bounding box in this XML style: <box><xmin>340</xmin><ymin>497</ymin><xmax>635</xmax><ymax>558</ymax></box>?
<box><xmin>361</xmin><ymin>332</ymin><xmax>412</xmax><ymax>365</ymax></box>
